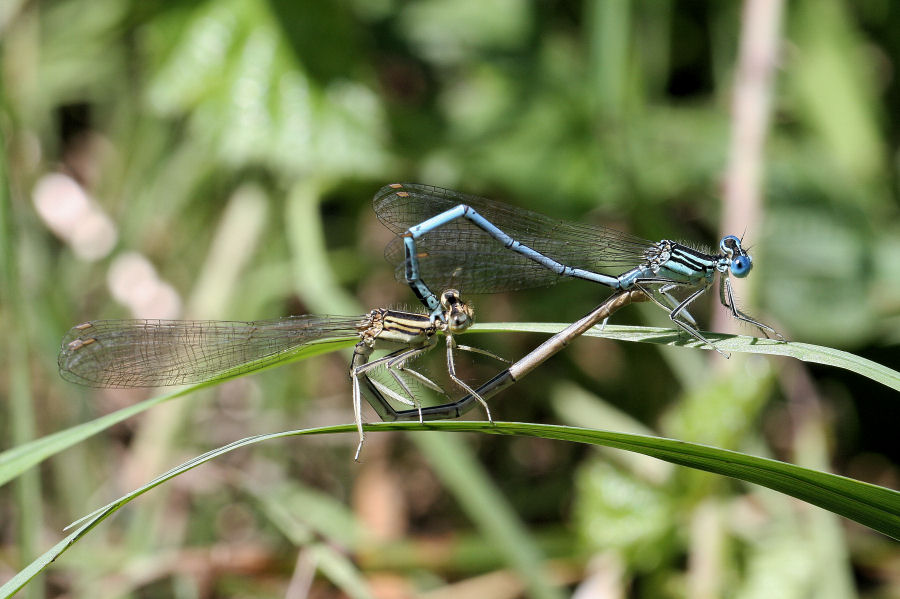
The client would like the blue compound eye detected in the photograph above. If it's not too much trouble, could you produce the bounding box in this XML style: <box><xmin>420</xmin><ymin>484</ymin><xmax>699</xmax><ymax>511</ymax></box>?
<box><xmin>731</xmin><ymin>255</ymin><xmax>752</xmax><ymax>277</ymax></box>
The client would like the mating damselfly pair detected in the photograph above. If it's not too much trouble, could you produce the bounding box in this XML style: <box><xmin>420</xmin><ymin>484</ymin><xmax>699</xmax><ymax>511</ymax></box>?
<box><xmin>59</xmin><ymin>183</ymin><xmax>782</xmax><ymax>456</ymax></box>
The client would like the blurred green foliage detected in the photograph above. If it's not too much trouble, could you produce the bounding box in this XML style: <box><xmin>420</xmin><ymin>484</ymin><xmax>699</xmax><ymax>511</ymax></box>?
<box><xmin>1</xmin><ymin>0</ymin><xmax>898</xmax><ymax>597</ymax></box>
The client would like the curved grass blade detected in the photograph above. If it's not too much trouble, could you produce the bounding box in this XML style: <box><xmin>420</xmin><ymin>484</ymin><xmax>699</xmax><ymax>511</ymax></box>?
<box><xmin>0</xmin><ymin>339</ymin><xmax>354</xmax><ymax>489</ymax></box>
<box><xmin>470</xmin><ymin>323</ymin><xmax>900</xmax><ymax>392</ymax></box>
<box><xmin>5</xmin><ymin>322</ymin><xmax>898</xmax><ymax>491</ymax></box>
<box><xmin>3</xmin><ymin>419</ymin><xmax>898</xmax><ymax>597</ymax></box>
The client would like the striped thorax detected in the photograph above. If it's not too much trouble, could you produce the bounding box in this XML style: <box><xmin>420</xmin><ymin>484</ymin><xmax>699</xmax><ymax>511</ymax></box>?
<box><xmin>358</xmin><ymin>308</ymin><xmax>436</xmax><ymax>349</ymax></box>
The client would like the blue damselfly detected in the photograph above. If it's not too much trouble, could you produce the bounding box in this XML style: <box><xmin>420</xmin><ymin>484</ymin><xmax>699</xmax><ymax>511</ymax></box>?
<box><xmin>374</xmin><ymin>183</ymin><xmax>782</xmax><ymax>356</ymax></box>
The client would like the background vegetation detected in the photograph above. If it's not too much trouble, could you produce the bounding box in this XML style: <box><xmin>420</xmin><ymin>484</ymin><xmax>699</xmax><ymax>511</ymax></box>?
<box><xmin>1</xmin><ymin>0</ymin><xmax>898</xmax><ymax>597</ymax></box>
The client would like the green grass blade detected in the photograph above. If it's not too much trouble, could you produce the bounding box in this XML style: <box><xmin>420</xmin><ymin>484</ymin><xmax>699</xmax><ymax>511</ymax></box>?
<box><xmin>0</xmin><ymin>339</ymin><xmax>355</xmax><ymax>489</ymax></box>
<box><xmin>1</xmin><ymin>101</ymin><xmax>46</xmax><ymax>598</ymax></box>
<box><xmin>6</xmin><ymin>321</ymin><xmax>896</xmax><ymax>493</ymax></box>
<box><xmin>5</xmin><ymin>322</ymin><xmax>897</xmax><ymax>491</ymax></box>
<box><xmin>413</xmin><ymin>434</ymin><xmax>564</xmax><ymax>599</ymax></box>
<box><xmin>426</xmin><ymin>421</ymin><xmax>899</xmax><ymax>538</ymax></box>
<box><xmin>4</xmin><ymin>419</ymin><xmax>897</xmax><ymax>597</ymax></box>
<box><xmin>472</xmin><ymin>323</ymin><xmax>900</xmax><ymax>392</ymax></box>
<box><xmin>307</xmin><ymin>543</ymin><xmax>376</xmax><ymax>599</ymax></box>
<box><xmin>249</xmin><ymin>482</ymin><xmax>376</xmax><ymax>597</ymax></box>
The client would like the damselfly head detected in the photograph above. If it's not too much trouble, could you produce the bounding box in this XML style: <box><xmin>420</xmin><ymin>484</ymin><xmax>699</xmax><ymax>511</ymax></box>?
<box><xmin>720</xmin><ymin>235</ymin><xmax>753</xmax><ymax>278</ymax></box>
<box><xmin>439</xmin><ymin>289</ymin><xmax>474</xmax><ymax>333</ymax></box>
